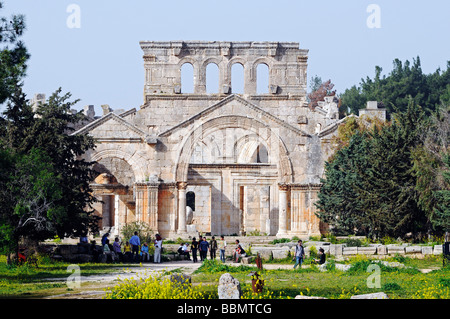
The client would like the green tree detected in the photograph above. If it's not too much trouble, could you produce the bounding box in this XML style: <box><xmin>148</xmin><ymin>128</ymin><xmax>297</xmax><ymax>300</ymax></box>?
<box><xmin>0</xmin><ymin>148</ymin><xmax>63</xmax><ymax>259</ymax></box>
<box><xmin>315</xmin><ymin>131</ymin><xmax>369</xmax><ymax>235</ymax></box>
<box><xmin>340</xmin><ymin>57</ymin><xmax>450</xmax><ymax>117</ymax></box>
<box><xmin>433</xmin><ymin>153</ymin><xmax>450</xmax><ymax>239</ymax></box>
<box><xmin>412</xmin><ymin>106</ymin><xmax>450</xmax><ymax>236</ymax></box>
<box><xmin>0</xmin><ymin>1</ymin><xmax>29</xmax><ymax>104</ymax></box>
<box><xmin>0</xmin><ymin>87</ymin><xmax>100</xmax><ymax>249</ymax></box>
<box><xmin>27</xmin><ymin>89</ymin><xmax>100</xmax><ymax>238</ymax></box>
<box><xmin>317</xmin><ymin>100</ymin><xmax>430</xmax><ymax>239</ymax></box>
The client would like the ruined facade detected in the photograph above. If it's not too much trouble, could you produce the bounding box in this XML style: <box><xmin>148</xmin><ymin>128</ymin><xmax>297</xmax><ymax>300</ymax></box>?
<box><xmin>72</xmin><ymin>41</ymin><xmax>384</xmax><ymax>238</ymax></box>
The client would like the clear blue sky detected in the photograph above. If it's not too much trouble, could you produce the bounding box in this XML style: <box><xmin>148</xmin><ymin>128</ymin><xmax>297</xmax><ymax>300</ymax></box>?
<box><xmin>2</xmin><ymin>0</ymin><xmax>449</xmax><ymax>114</ymax></box>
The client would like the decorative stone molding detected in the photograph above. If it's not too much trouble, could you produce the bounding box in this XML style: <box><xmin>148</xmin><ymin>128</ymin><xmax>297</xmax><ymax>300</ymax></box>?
<box><xmin>278</xmin><ymin>183</ymin><xmax>290</xmax><ymax>191</ymax></box>
<box><xmin>177</xmin><ymin>181</ymin><xmax>188</xmax><ymax>190</ymax></box>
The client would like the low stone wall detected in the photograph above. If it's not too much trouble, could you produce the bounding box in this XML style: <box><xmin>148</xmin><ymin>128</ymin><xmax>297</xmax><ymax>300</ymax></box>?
<box><xmin>251</xmin><ymin>242</ymin><xmax>443</xmax><ymax>260</ymax></box>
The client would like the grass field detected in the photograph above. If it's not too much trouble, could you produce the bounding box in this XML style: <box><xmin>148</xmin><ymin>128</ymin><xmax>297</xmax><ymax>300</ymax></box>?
<box><xmin>1</xmin><ymin>254</ymin><xmax>449</xmax><ymax>299</ymax></box>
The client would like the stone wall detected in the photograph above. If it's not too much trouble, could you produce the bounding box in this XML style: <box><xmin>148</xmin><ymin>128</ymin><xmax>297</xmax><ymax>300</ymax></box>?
<box><xmin>251</xmin><ymin>242</ymin><xmax>444</xmax><ymax>260</ymax></box>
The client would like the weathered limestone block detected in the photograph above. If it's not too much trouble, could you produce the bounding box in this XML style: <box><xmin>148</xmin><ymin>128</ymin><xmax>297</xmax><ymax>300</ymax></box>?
<box><xmin>218</xmin><ymin>273</ymin><xmax>242</xmax><ymax>299</ymax></box>
<box><xmin>433</xmin><ymin>245</ymin><xmax>443</xmax><ymax>255</ymax></box>
<box><xmin>351</xmin><ymin>292</ymin><xmax>389</xmax><ymax>299</ymax></box>
<box><xmin>343</xmin><ymin>247</ymin><xmax>358</xmax><ymax>255</ymax></box>
<box><xmin>272</xmin><ymin>249</ymin><xmax>289</xmax><ymax>260</ymax></box>
<box><xmin>376</xmin><ymin>260</ymin><xmax>405</xmax><ymax>269</ymax></box>
<box><xmin>377</xmin><ymin>245</ymin><xmax>387</xmax><ymax>255</ymax></box>
<box><xmin>335</xmin><ymin>263</ymin><xmax>352</xmax><ymax>272</ymax></box>
<box><xmin>357</xmin><ymin>247</ymin><xmax>377</xmax><ymax>255</ymax></box>
<box><xmin>421</xmin><ymin>246</ymin><xmax>433</xmax><ymax>255</ymax></box>
<box><xmin>295</xmin><ymin>295</ymin><xmax>327</xmax><ymax>299</ymax></box>
<box><xmin>405</xmin><ymin>246</ymin><xmax>422</xmax><ymax>254</ymax></box>
<box><xmin>387</xmin><ymin>245</ymin><xmax>405</xmax><ymax>255</ymax></box>
<box><xmin>329</xmin><ymin>244</ymin><xmax>343</xmax><ymax>256</ymax></box>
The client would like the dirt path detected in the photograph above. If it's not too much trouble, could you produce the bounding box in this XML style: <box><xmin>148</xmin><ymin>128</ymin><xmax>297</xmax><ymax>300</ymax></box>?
<box><xmin>42</xmin><ymin>260</ymin><xmax>203</xmax><ymax>299</ymax></box>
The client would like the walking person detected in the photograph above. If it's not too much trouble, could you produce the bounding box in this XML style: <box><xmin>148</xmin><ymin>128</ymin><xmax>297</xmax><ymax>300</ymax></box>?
<box><xmin>129</xmin><ymin>231</ymin><xmax>140</xmax><ymax>262</ymax></box>
<box><xmin>191</xmin><ymin>237</ymin><xmax>199</xmax><ymax>263</ymax></box>
<box><xmin>218</xmin><ymin>235</ymin><xmax>227</xmax><ymax>262</ymax></box>
<box><xmin>209</xmin><ymin>236</ymin><xmax>218</xmax><ymax>260</ymax></box>
<box><xmin>154</xmin><ymin>234</ymin><xmax>163</xmax><ymax>263</ymax></box>
<box><xmin>293</xmin><ymin>239</ymin><xmax>305</xmax><ymax>269</ymax></box>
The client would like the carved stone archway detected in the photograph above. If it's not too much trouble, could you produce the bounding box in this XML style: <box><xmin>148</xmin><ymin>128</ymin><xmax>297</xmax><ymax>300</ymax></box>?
<box><xmin>174</xmin><ymin>115</ymin><xmax>293</xmax><ymax>184</ymax></box>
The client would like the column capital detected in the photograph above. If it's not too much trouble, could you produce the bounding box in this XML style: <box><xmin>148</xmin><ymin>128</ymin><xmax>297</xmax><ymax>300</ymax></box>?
<box><xmin>177</xmin><ymin>181</ymin><xmax>188</xmax><ymax>190</ymax></box>
<box><xmin>278</xmin><ymin>183</ymin><xmax>289</xmax><ymax>192</ymax></box>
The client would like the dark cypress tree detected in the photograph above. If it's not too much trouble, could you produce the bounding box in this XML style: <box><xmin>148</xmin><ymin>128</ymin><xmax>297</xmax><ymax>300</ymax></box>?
<box><xmin>316</xmin><ymin>131</ymin><xmax>370</xmax><ymax>235</ymax></box>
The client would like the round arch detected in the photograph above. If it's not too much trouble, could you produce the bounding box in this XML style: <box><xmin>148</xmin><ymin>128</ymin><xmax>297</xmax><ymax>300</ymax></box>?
<box><xmin>250</xmin><ymin>57</ymin><xmax>273</xmax><ymax>81</ymax></box>
<box><xmin>174</xmin><ymin>115</ymin><xmax>293</xmax><ymax>183</ymax></box>
<box><xmin>90</xmin><ymin>149</ymin><xmax>147</xmax><ymax>182</ymax></box>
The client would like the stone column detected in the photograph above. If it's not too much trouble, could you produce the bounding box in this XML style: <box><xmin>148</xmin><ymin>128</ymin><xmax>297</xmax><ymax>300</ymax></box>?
<box><xmin>177</xmin><ymin>182</ymin><xmax>188</xmax><ymax>234</ymax></box>
<box><xmin>277</xmin><ymin>183</ymin><xmax>289</xmax><ymax>237</ymax></box>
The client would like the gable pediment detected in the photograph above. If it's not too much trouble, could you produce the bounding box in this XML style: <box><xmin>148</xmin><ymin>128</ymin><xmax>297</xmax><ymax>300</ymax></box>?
<box><xmin>72</xmin><ymin>112</ymin><xmax>156</xmax><ymax>144</ymax></box>
<box><xmin>159</xmin><ymin>94</ymin><xmax>311</xmax><ymax>138</ymax></box>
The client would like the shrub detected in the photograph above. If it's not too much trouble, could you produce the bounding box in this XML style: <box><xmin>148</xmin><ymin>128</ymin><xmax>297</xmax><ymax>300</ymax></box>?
<box><xmin>343</xmin><ymin>238</ymin><xmax>363</xmax><ymax>247</ymax></box>
<box><xmin>120</xmin><ymin>221</ymin><xmax>154</xmax><ymax>244</ymax></box>
<box><xmin>104</xmin><ymin>272</ymin><xmax>215</xmax><ymax>299</ymax></box>
<box><xmin>193</xmin><ymin>259</ymin><xmax>254</xmax><ymax>274</ymax></box>
<box><xmin>383</xmin><ymin>282</ymin><xmax>401</xmax><ymax>291</ymax></box>
<box><xmin>309</xmin><ymin>246</ymin><xmax>318</xmax><ymax>259</ymax></box>
<box><xmin>269</xmin><ymin>238</ymin><xmax>290</xmax><ymax>245</ymax></box>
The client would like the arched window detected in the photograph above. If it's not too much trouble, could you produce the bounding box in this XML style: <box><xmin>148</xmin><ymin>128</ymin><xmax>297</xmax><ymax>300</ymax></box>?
<box><xmin>206</xmin><ymin>63</ymin><xmax>219</xmax><ymax>93</ymax></box>
<box><xmin>186</xmin><ymin>191</ymin><xmax>195</xmax><ymax>211</ymax></box>
<box><xmin>250</xmin><ymin>144</ymin><xmax>269</xmax><ymax>163</ymax></box>
<box><xmin>231</xmin><ymin>63</ymin><xmax>244</xmax><ymax>94</ymax></box>
<box><xmin>256</xmin><ymin>63</ymin><xmax>269</xmax><ymax>94</ymax></box>
<box><xmin>181</xmin><ymin>63</ymin><xmax>194</xmax><ymax>93</ymax></box>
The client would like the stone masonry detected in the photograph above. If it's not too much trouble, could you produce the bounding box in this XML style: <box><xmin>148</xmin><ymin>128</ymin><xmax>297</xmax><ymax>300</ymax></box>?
<box><xmin>72</xmin><ymin>41</ymin><xmax>385</xmax><ymax>238</ymax></box>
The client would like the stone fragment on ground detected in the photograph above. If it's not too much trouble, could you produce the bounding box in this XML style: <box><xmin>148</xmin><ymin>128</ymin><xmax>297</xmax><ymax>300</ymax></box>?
<box><xmin>218</xmin><ymin>273</ymin><xmax>242</xmax><ymax>299</ymax></box>
<box><xmin>350</xmin><ymin>292</ymin><xmax>389</xmax><ymax>299</ymax></box>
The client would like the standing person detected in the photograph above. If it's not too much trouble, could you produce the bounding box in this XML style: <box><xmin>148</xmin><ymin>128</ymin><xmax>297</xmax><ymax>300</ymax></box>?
<box><xmin>154</xmin><ymin>234</ymin><xmax>163</xmax><ymax>263</ymax></box>
<box><xmin>101</xmin><ymin>232</ymin><xmax>110</xmax><ymax>247</ymax></box>
<box><xmin>129</xmin><ymin>231</ymin><xmax>141</xmax><ymax>262</ymax></box>
<box><xmin>123</xmin><ymin>241</ymin><xmax>132</xmax><ymax>262</ymax></box>
<box><xmin>113</xmin><ymin>237</ymin><xmax>123</xmax><ymax>262</ymax></box>
<box><xmin>209</xmin><ymin>236</ymin><xmax>218</xmax><ymax>260</ymax></box>
<box><xmin>218</xmin><ymin>235</ymin><xmax>227</xmax><ymax>263</ymax></box>
<box><xmin>198</xmin><ymin>237</ymin><xmax>203</xmax><ymax>261</ymax></box>
<box><xmin>199</xmin><ymin>236</ymin><xmax>209</xmax><ymax>261</ymax></box>
<box><xmin>191</xmin><ymin>237</ymin><xmax>198</xmax><ymax>263</ymax></box>
<box><xmin>293</xmin><ymin>239</ymin><xmax>305</xmax><ymax>269</ymax></box>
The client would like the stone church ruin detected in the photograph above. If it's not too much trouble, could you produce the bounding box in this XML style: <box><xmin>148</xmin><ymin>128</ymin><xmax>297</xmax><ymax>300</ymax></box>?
<box><xmin>70</xmin><ymin>41</ymin><xmax>385</xmax><ymax>238</ymax></box>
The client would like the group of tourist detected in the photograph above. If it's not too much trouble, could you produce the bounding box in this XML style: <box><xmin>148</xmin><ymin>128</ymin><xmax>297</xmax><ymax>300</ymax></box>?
<box><xmin>178</xmin><ymin>236</ymin><xmax>247</xmax><ymax>263</ymax></box>
<box><xmin>182</xmin><ymin>235</ymin><xmax>225</xmax><ymax>262</ymax></box>
<box><xmin>98</xmin><ymin>233</ymin><xmax>326</xmax><ymax>267</ymax></box>
<box><xmin>100</xmin><ymin>232</ymin><xmax>164</xmax><ymax>263</ymax></box>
